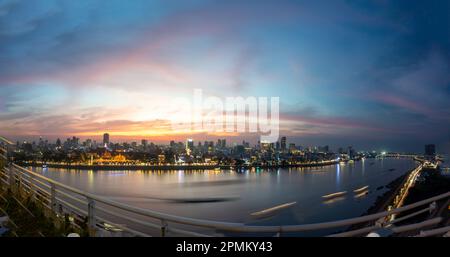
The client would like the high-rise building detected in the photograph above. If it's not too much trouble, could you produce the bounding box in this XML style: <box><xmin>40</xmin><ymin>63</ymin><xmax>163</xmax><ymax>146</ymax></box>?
<box><xmin>141</xmin><ymin>139</ymin><xmax>148</xmax><ymax>147</ymax></box>
<box><xmin>348</xmin><ymin>146</ymin><xmax>355</xmax><ymax>159</ymax></box>
<box><xmin>217</xmin><ymin>139</ymin><xmax>226</xmax><ymax>148</ymax></box>
<box><xmin>186</xmin><ymin>138</ymin><xmax>194</xmax><ymax>155</ymax></box>
<box><xmin>281</xmin><ymin>136</ymin><xmax>287</xmax><ymax>151</ymax></box>
<box><xmin>425</xmin><ymin>144</ymin><xmax>436</xmax><ymax>157</ymax></box>
<box><xmin>85</xmin><ymin>139</ymin><xmax>92</xmax><ymax>148</ymax></box>
<box><xmin>319</xmin><ymin>145</ymin><xmax>329</xmax><ymax>153</ymax></box>
<box><xmin>217</xmin><ymin>139</ymin><xmax>222</xmax><ymax>148</ymax></box>
<box><xmin>103</xmin><ymin>133</ymin><xmax>110</xmax><ymax>146</ymax></box>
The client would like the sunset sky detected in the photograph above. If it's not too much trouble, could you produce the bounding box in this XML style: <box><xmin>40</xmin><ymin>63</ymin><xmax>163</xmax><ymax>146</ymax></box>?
<box><xmin>0</xmin><ymin>0</ymin><xmax>449</xmax><ymax>152</ymax></box>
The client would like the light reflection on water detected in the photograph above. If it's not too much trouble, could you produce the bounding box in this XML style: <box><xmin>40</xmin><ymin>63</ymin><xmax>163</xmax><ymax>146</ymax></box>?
<box><xmin>336</xmin><ymin>163</ymin><xmax>340</xmax><ymax>187</ymax></box>
<box><xmin>31</xmin><ymin>158</ymin><xmax>417</xmax><ymax>227</ymax></box>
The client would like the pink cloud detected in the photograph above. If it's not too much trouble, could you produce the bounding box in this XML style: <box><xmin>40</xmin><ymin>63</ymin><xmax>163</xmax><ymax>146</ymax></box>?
<box><xmin>371</xmin><ymin>92</ymin><xmax>433</xmax><ymax>117</ymax></box>
<box><xmin>280</xmin><ymin>113</ymin><xmax>388</xmax><ymax>132</ymax></box>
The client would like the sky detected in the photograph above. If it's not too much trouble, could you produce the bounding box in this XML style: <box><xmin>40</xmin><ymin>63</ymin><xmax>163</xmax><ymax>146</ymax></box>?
<box><xmin>0</xmin><ymin>0</ymin><xmax>449</xmax><ymax>153</ymax></box>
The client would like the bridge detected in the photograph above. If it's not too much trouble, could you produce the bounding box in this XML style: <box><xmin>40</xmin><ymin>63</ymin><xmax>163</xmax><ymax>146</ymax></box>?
<box><xmin>1</xmin><ymin>137</ymin><xmax>449</xmax><ymax>237</ymax></box>
<box><xmin>384</xmin><ymin>153</ymin><xmax>418</xmax><ymax>158</ymax></box>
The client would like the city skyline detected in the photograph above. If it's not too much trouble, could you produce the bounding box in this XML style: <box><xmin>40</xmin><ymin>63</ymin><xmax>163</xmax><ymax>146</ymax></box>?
<box><xmin>1</xmin><ymin>0</ymin><xmax>449</xmax><ymax>153</ymax></box>
<box><xmin>6</xmin><ymin>133</ymin><xmax>443</xmax><ymax>154</ymax></box>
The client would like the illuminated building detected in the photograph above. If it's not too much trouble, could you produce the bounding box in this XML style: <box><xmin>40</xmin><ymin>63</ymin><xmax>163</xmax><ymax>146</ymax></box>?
<box><xmin>289</xmin><ymin>143</ymin><xmax>296</xmax><ymax>152</ymax></box>
<box><xmin>281</xmin><ymin>136</ymin><xmax>286</xmax><ymax>151</ymax></box>
<box><xmin>158</xmin><ymin>154</ymin><xmax>165</xmax><ymax>164</ymax></box>
<box><xmin>260</xmin><ymin>140</ymin><xmax>271</xmax><ymax>151</ymax></box>
<box><xmin>186</xmin><ymin>138</ymin><xmax>194</xmax><ymax>155</ymax></box>
<box><xmin>103</xmin><ymin>133</ymin><xmax>110</xmax><ymax>146</ymax></box>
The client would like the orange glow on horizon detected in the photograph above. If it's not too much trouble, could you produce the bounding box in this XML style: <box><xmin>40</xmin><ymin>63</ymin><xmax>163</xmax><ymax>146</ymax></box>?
<box><xmin>67</xmin><ymin>130</ymin><xmax>244</xmax><ymax>142</ymax></box>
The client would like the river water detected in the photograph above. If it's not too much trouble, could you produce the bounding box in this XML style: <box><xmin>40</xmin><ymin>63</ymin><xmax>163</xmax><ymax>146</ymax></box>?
<box><xmin>29</xmin><ymin>158</ymin><xmax>417</xmax><ymax>235</ymax></box>
<box><xmin>441</xmin><ymin>154</ymin><xmax>449</xmax><ymax>177</ymax></box>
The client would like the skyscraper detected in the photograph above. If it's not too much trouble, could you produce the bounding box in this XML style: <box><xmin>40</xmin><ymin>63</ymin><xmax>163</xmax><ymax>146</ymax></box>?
<box><xmin>348</xmin><ymin>146</ymin><xmax>355</xmax><ymax>159</ymax></box>
<box><xmin>103</xmin><ymin>133</ymin><xmax>110</xmax><ymax>146</ymax></box>
<box><xmin>217</xmin><ymin>139</ymin><xmax>226</xmax><ymax>148</ymax></box>
<box><xmin>221</xmin><ymin>139</ymin><xmax>226</xmax><ymax>148</ymax></box>
<box><xmin>186</xmin><ymin>138</ymin><xmax>194</xmax><ymax>155</ymax></box>
<box><xmin>281</xmin><ymin>136</ymin><xmax>287</xmax><ymax>151</ymax></box>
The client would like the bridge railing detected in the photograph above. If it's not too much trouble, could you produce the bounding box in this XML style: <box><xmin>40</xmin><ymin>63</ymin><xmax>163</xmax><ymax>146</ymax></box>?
<box><xmin>1</xmin><ymin>138</ymin><xmax>449</xmax><ymax>237</ymax></box>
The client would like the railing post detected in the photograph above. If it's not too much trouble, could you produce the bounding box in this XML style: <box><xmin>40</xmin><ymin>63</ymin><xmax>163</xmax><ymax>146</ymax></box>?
<box><xmin>275</xmin><ymin>227</ymin><xmax>282</xmax><ymax>237</ymax></box>
<box><xmin>161</xmin><ymin>219</ymin><xmax>168</xmax><ymax>237</ymax></box>
<box><xmin>429</xmin><ymin>201</ymin><xmax>436</xmax><ymax>214</ymax></box>
<box><xmin>17</xmin><ymin>170</ymin><xmax>22</xmax><ymax>193</ymax></box>
<box><xmin>87</xmin><ymin>197</ymin><xmax>97</xmax><ymax>236</ymax></box>
<box><xmin>50</xmin><ymin>183</ymin><xmax>57</xmax><ymax>212</ymax></box>
<box><xmin>375</xmin><ymin>217</ymin><xmax>386</xmax><ymax>228</ymax></box>
<box><xmin>8</xmin><ymin>165</ymin><xmax>14</xmax><ymax>191</ymax></box>
<box><xmin>29</xmin><ymin>173</ymin><xmax>35</xmax><ymax>200</ymax></box>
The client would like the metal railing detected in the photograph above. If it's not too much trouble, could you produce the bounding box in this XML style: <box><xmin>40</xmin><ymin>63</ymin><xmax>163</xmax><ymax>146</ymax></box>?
<box><xmin>0</xmin><ymin>138</ymin><xmax>449</xmax><ymax>237</ymax></box>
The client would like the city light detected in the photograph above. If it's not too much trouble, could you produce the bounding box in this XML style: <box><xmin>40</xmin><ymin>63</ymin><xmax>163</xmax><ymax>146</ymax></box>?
<box><xmin>0</xmin><ymin>0</ymin><xmax>448</xmax><ymax>244</ymax></box>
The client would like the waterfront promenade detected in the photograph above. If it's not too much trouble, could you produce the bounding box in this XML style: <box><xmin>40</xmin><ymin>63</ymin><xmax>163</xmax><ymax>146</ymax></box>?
<box><xmin>19</xmin><ymin>160</ymin><xmax>339</xmax><ymax>171</ymax></box>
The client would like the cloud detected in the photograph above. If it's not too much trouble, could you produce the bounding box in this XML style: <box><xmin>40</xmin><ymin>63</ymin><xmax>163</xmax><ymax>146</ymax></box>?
<box><xmin>0</xmin><ymin>1</ymin><xmax>449</xmax><ymax>150</ymax></box>
<box><xmin>280</xmin><ymin>112</ymin><xmax>390</xmax><ymax>133</ymax></box>
<box><xmin>0</xmin><ymin>111</ymin><xmax>173</xmax><ymax>137</ymax></box>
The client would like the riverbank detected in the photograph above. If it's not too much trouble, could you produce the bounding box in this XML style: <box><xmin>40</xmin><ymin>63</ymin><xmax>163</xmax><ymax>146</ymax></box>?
<box><xmin>364</xmin><ymin>173</ymin><xmax>408</xmax><ymax>215</ymax></box>
<box><xmin>395</xmin><ymin>169</ymin><xmax>450</xmax><ymax>227</ymax></box>
<box><xmin>18</xmin><ymin>160</ymin><xmax>339</xmax><ymax>171</ymax></box>
<box><xmin>346</xmin><ymin>167</ymin><xmax>416</xmax><ymax>231</ymax></box>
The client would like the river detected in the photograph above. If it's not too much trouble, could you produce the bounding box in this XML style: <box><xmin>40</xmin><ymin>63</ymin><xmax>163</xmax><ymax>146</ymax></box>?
<box><xmin>28</xmin><ymin>158</ymin><xmax>419</xmax><ymax>235</ymax></box>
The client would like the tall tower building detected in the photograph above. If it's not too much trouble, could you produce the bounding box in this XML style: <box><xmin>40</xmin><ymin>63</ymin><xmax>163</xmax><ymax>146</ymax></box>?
<box><xmin>186</xmin><ymin>138</ymin><xmax>194</xmax><ymax>155</ymax></box>
<box><xmin>221</xmin><ymin>139</ymin><xmax>226</xmax><ymax>148</ymax></box>
<box><xmin>103</xmin><ymin>133</ymin><xmax>110</xmax><ymax>146</ymax></box>
<box><xmin>348</xmin><ymin>146</ymin><xmax>355</xmax><ymax>159</ymax></box>
<box><xmin>280</xmin><ymin>136</ymin><xmax>287</xmax><ymax>151</ymax></box>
